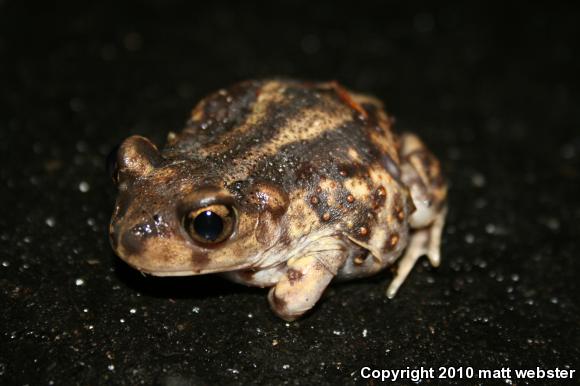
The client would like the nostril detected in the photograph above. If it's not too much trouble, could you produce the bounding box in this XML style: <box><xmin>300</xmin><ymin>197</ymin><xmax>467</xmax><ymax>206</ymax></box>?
<box><xmin>120</xmin><ymin>228</ymin><xmax>145</xmax><ymax>256</ymax></box>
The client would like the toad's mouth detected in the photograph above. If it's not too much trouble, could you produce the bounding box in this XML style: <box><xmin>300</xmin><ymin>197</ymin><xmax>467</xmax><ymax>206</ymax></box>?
<box><xmin>121</xmin><ymin>259</ymin><xmax>246</xmax><ymax>277</ymax></box>
<box><xmin>136</xmin><ymin>268</ymin><xmax>203</xmax><ymax>277</ymax></box>
<box><xmin>125</xmin><ymin>263</ymin><xmax>217</xmax><ymax>277</ymax></box>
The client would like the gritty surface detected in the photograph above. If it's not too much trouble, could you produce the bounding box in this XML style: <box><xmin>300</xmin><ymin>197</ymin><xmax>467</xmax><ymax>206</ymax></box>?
<box><xmin>1</xmin><ymin>1</ymin><xmax>579</xmax><ymax>385</ymax></box>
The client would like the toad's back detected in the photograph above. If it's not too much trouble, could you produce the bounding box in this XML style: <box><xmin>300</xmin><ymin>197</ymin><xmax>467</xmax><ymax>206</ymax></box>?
<box><xmin>165</xmin><ymin>80</ymin><xmax>400</xmax><ymax>183</ymax></box>
<box><xmin>163</xmin><ymin>80</ymin><xmax>410</xmax><ymax>247</ymax></box>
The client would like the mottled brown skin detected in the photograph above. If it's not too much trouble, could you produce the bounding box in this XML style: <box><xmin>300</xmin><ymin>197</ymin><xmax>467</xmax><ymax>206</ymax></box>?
<box><xmin>109</xmin><ymin>79</ymin><xmax>448</xmax><ymax>321</ymax></box>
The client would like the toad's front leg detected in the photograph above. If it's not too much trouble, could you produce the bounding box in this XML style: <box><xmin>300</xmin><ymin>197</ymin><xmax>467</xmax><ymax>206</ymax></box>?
<box><xmin>268</xmin><ymin>247</ymin><xmax>346</xmax><ymax>321</ymax></box>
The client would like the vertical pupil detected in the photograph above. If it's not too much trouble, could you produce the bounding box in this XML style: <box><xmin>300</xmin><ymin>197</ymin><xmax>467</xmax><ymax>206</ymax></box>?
<box><xmin>193</xmin><ymin>211</ymin><xmax>223</xmax><ymax>241</ymax></box>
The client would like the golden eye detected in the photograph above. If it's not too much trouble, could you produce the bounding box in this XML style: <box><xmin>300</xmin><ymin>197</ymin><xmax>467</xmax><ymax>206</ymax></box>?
<box><xmin>184</xmin><ymin>204</ymin><xmax>235</xmax><ymax>244</ymax></box>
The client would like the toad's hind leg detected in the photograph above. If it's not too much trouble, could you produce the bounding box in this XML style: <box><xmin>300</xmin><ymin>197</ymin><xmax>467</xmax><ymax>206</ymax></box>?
<box><xmin>386</xmin><ymin>206</ymin><xmax>447</xmax><ymax>298</ymax></box>
<box><xmin>386</xmin><ymin>132</ymin><xmax>448</xmax><ymax>298</ymax></box>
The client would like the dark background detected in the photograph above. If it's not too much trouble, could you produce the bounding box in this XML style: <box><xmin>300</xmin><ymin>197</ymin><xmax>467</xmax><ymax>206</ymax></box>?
<box><xmin>1</xmin><ymin>1</ymin><xmax>579</xmax><ymax>384</ymax></box>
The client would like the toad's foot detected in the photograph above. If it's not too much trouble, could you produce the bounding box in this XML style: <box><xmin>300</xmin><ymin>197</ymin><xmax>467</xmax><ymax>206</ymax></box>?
<box><xmin>268</xmin><ymin>250</ymin><xmax>346</xmax><ymax>321</ymax></box>
<box><xmin>386</xmin><ymin>205</ymin><xmax>447</xmax><ymax>298</ymax></box>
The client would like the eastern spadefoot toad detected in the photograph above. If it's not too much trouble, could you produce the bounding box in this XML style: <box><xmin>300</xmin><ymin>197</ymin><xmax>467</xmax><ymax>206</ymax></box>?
<box><xmin>108</xmin><ymin>79</ymin><xmax>448</xmax><ymax>321</ymax></box>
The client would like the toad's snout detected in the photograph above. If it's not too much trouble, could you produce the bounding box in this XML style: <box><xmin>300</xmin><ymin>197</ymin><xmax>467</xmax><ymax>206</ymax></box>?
<box><xmin>109</xmin><ymin>211</ymin><xmax>171</xmax><ymax>261</ymax></box>
<box><xmin>108</xmin><ymin>207</ymin><xmax>226</xmax><ymax>276</ymax></box>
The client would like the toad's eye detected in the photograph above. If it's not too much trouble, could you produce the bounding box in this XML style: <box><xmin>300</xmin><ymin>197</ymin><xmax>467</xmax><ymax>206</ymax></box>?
<box><xmin>184</xmin><ymin>204</ymin><xmax>235</xmax><ymax>244</ymax></box>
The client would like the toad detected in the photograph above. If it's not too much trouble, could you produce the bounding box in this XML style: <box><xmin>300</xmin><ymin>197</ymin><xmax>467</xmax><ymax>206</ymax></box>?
<box><xmin>108</xmin><ymin>79</ymin><xmax>448</xmax><ymax>321</ymax></box>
